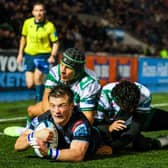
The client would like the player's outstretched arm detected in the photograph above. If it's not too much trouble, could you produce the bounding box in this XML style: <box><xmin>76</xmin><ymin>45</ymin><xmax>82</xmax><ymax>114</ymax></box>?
<box><xmin>39</xmin><ymin>140</ymin><xmax>89</xmax><ymax>162</ymax></box>
<box><xmin>14</xmin><ymin>128</ymin><xmax>54</xmax><ymax>151</ymax></box>
<box><xmin>14</xmin><ymin>129</ymin><xmax>33</xmax><ymax>151</ymax></box>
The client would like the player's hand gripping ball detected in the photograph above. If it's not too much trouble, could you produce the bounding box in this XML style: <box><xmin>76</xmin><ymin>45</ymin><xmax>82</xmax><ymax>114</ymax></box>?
<box><xmin>34</xmin><ymin>120</ymin><xmax>58</xmax><ymax>157</ymax></box>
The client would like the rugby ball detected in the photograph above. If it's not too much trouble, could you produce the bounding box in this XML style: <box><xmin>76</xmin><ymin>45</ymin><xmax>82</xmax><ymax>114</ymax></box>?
<box><xmin>34</xmin><ymin>120</ymin><xmax>58</xmax><ymax>157</ymax></box>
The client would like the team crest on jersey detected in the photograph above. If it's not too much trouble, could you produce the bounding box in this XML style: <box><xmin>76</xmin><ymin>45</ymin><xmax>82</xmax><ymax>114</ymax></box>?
<box><xmin>31</xmin><ymin>117</ymin><xmax>40</xmax><ymax>127</ymax></box>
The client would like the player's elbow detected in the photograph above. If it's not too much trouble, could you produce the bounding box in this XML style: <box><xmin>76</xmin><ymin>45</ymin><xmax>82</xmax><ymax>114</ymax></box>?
<box><xmin>14</xmin><ymin>141</ymin><xmax>24</xmax><ymax>151</ymax></box>
<box><xmin>14</xmin><ymin>142</ymin><xmax>20</xmax><ymax>151</ymax></box>
<box><xmin>14</xmin><ymin>140</ymin><xmax>29</xmax><ymax>152</ymax></box>
<box><xmin>73</xmin><ymin>154</ymin><xmax>85</xmax><ymax>162</ymax></box>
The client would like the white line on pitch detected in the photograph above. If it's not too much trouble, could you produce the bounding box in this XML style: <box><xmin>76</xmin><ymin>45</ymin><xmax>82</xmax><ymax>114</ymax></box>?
<box><xmin>0</xmin><ymin>103</ymin><xmax>168</xmax><ymax>123</ymax></box>
<box><xmin>0</xmin><ymin>117</ymin><xmax>25</xmax><ymax>122</ymax></box>
<box><xmin>152</xmin><ymin>103</ymin><xmax>168</xmax><ymax>107</ymax></box>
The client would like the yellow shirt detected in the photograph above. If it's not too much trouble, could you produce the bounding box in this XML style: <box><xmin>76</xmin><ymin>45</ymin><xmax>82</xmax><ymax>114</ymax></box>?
<box><xmin>160</xmin><ymin>49</ymin><xmax>168</xmax><ymax>59</ymax></box>
<box><xmin>22</xmin><ymin>17</ymin><xmax>58</xmax><ymax>55</ymax></box>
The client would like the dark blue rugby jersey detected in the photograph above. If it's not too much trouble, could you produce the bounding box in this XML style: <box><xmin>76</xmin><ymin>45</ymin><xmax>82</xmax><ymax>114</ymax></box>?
<box><xmin>29</xmin><ymin>107</ymin><xmax>101</xmax><ymax>155</ymax></box>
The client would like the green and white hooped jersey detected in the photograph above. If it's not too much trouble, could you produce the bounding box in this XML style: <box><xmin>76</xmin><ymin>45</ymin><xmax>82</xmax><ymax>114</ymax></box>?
<box><xmin>96</xmin><ymin>82</ymin><xmax>152</xmax><ymax>122</ymax></box>
<box><xmin>45</xmin><ymin>64</ymin><xmax>101</xmax><ymax>112</ymax></box>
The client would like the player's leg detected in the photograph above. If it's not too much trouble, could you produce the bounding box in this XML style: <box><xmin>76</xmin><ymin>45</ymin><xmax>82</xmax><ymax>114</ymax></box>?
<box><xmin>24</xmin><ymin>54</ymin><xmax>35</xmax><ymax>89</ymax></box>
<box><xmin>34</xmin><ymin>68</ymin><xmax>44</xmax><ymax>102</ymax></box>
<box><xmin>27</xmin><ymin>101</ymin><xmax>44</xmax><ymax>119</ymax></box>
<box><xmin>33</xmin><ymin>55</ymin><xmax>49</xmax><ymax>102</ymax></box>
<box><xmin>132</xmin><ymin>134</ymin><xmax>162</xmax><ymax>151</ymax></box>
<box><xmin>147</xmin><ymin>108</ymin><xmax>168</xmax><ymax>131</ymax></box>
<box><xmin>25</xmin><ymin>71</ymin><xmax>34</xmax><ymax>88</ymax></box>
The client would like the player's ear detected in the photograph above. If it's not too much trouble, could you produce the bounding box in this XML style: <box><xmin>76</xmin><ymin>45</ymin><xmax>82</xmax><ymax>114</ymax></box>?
<box><xmin>32</xmin><ymin>10</ymin><xmax>35</xmax><ymax>16</ymax></box>
<box><xmin>70</xmin><ymin>102</ymin><xmax>74</xmax><ymax>110</ymax></box>
<box><xmin>44</xmin><ymin>9</ymin><xmax>46</xmax><ymax>15</ymax></box>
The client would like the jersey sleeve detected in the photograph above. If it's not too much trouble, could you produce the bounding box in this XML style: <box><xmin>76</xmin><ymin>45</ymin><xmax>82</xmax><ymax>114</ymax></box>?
<box><xmin>45</xmin><ymin>65</ymin><xmax>60</xmax><ymax>89</ymax></box>
<box><xmin>96</xmin><ymin>82</ymin><xmax>129</xmax><ymax>125</ymax></box>
<box><xmin>29</xmin><ymin>117</ymin><xmax>40</xmax><ymax>130</ymax></box>
<box><xmin>49</xmin><ymin>22</ymin><xmax>58</xmax><ymax>42</ymax></box>
<box><xmin>96</xmin><ymin>84</ymin><xmax>116</xmax><ymax>122</ymax></box>
<box><xmin>136</xmin><ymin>82</ymin><xmax>152</xmax><ymax>113</ymax></box>
<box><xmin>21</xmin><ymin>19</ymin><xmax>28</xmax><ymax>36</ymax></box>
<box><xmin>78</xmin><ymin>77</ymin><xmax>101</xmax><ymax>112</ymax></box>
<box><xmin>72</xmin><ymin>121</ymin><xmax>90</xmax><ymax>142</ymax></box>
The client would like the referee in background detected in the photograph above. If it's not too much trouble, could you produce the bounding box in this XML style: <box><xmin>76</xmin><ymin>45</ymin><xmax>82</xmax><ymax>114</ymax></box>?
<box><xmin>17</xmin><ymin>2</ymin><xmax>59</xmax><ymax>102</ymax></box>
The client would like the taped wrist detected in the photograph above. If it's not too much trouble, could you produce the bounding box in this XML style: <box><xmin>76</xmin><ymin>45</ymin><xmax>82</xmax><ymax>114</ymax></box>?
<box><xmin>48</xmin><ymin>148</ymin><xmax>60</xmax><ymax>160</ymax></box>
<box><xmin>27</xmin><ymin>132</ymin><xmax>35</xmax><ymax>143</ymax></box>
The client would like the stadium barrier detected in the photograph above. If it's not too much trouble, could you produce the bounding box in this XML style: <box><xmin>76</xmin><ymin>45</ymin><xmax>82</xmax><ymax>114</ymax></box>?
<box><xmin>0</xmin><ymin>50</ymin><xmax>35</xmax><ymax>102</ymax></box>
<box><xmin>1</xmin><ymin>50</ymin><xmax>168</xmax><ymax>102</ymax></box>
<box><xmin>138</xmin><ymin>56</ymin><xmax>168</xmax><ymax>93</ymax></box>
<box><xmin>86</xmin><ymin>54</ymin><xmax>138</xmax><ymax>86</ymax></box>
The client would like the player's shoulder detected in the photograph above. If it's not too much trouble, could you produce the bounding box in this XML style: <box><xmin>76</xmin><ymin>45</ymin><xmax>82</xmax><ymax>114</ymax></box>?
<box><xmin>84</xmin><ymin>67</ymin><xmax>99</xmax><ymax>80</ymax></box>
<box><xmin>70</xmin><ymin>111</ymin><xmax>90</xmax><ymax>131</ymax></box>
<box><xmin>134</xmin><ymin>82</ymin><xmax>151</xmax><ymax>97</ymax></box>
<box><xmin>24</xmin><ymin>17</ymin><xmax>34</xmax><ymax>24</ymax></box>
<box><xmin>79</xmin><ymin>68</ymin><xmax>100</xmax><ymax>88</ymax></box>
<box><xmin>48</xmin><ymin>64</ymin><xmax>60</xmax><ymax>78</ymax></box>
<box><xmin>45</xmin><ymin>19</ymin><xmax>55</xmax><ymax>27</ymax></box>
<box><xmin>102</xmin><ymin>82</ymin><xmax>118</xmax><ymax>91</ymax></box>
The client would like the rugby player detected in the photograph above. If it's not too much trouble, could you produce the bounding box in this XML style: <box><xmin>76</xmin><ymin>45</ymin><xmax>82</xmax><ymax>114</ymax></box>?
<box><xmin>27</xmin><ymin>48</ymin><xmax>101</xmax><ymax>125</ymax></box>
<box><xmin>95</xmin><ymin>80</ymin><xmax>168</xmax><ymax>152</ymax></box>
<box><xmin>15</xmin><ymin>85</ymin><xmax>102</xmax><ymax>161</ymax></box>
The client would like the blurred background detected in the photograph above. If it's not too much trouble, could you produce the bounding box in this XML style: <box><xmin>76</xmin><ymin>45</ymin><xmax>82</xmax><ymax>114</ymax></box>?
<box><xmin>0</xmin><ymin>0</ymin><xmax>168</xmax><ymax>101</ymax></box>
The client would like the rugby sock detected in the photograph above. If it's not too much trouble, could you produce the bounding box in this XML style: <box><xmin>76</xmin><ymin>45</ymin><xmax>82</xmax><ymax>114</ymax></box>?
<box><xmin>25</xmin><ymin>115</ymin><xmax>31</xmax><ymax>129</ymax></box>
<box><xmin>157</xmin><ymin>136</ymin><xmax>168</xmax><ymax>148</ymax></box>
<box><xmin>35</xmin><ymin>84</ymin><xmax>44</xmax><ymax>102</ymax></box>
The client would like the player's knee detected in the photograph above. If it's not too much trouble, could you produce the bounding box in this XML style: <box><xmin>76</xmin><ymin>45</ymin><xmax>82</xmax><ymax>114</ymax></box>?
<box><xmin>27</xmin><ymin>83</ymin><xmax>34</xmax><ymax>89</ymax></box>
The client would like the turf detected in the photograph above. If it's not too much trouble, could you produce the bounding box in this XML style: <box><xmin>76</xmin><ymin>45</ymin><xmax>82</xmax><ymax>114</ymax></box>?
<box><xmin>0</xmin><ymin>93</ymin><xmax>168</xmax><ymax>168</ymax></box>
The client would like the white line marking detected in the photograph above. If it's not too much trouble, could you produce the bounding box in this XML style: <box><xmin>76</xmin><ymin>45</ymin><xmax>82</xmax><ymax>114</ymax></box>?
<box><xmin>0</xmin><ymin>103</ymin><xmax>168</xmax><ymax>123</ymax></box>
<box><xmin>152</xmin><ymin>103</ymin><xmax>168</xmax><ymax>107</ymax></box>
<box><xmin>0</xmin><ymin>117</ymin><xmax>25</xmax><ymax>122</ymax></box>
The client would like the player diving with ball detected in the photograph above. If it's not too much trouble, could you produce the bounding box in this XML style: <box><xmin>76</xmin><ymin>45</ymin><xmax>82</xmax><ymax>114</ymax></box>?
<box><xmin>14</xmin><ymin>85</ymin><xmax>102</xmax><ymax>162</ymax></box>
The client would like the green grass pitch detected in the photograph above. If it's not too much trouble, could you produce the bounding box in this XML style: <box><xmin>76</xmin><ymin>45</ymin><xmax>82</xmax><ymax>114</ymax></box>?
<box><xmin>0</xmin><ymin>93</ymin><xmax>168</xmax><ymax>168</ymax></box>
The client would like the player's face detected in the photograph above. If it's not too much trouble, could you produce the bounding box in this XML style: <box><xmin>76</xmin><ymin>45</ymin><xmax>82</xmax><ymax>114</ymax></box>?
<box><xmin>60</xmin><ymin>63</ymin><xmax>74</xmax><ymax>82</ymax></box>
<box><xmin>49</xmin><ymin>95</ymin><xmax>74</xmax><ymax>126</ymax></box>
<box><xmin>32</xmin><ymin>4</ymin><xmax>46</xmax><ymax>22</ymax></box>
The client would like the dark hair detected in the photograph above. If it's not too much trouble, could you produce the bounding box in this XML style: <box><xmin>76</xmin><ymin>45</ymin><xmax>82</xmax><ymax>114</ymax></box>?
<box><xmin>32</xmin><ymin>2</ymin><xmax>45</xmax><ymax>9</ymax></box>
<box><xmin>112</xmin><ymin>80</ymin><xmax>140</xmax><ymax>112</ymax></box>
<box><xmin>48</xmin><ymin>85</ymin><xmax>74</xmax><ymax>104</ymax></box>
